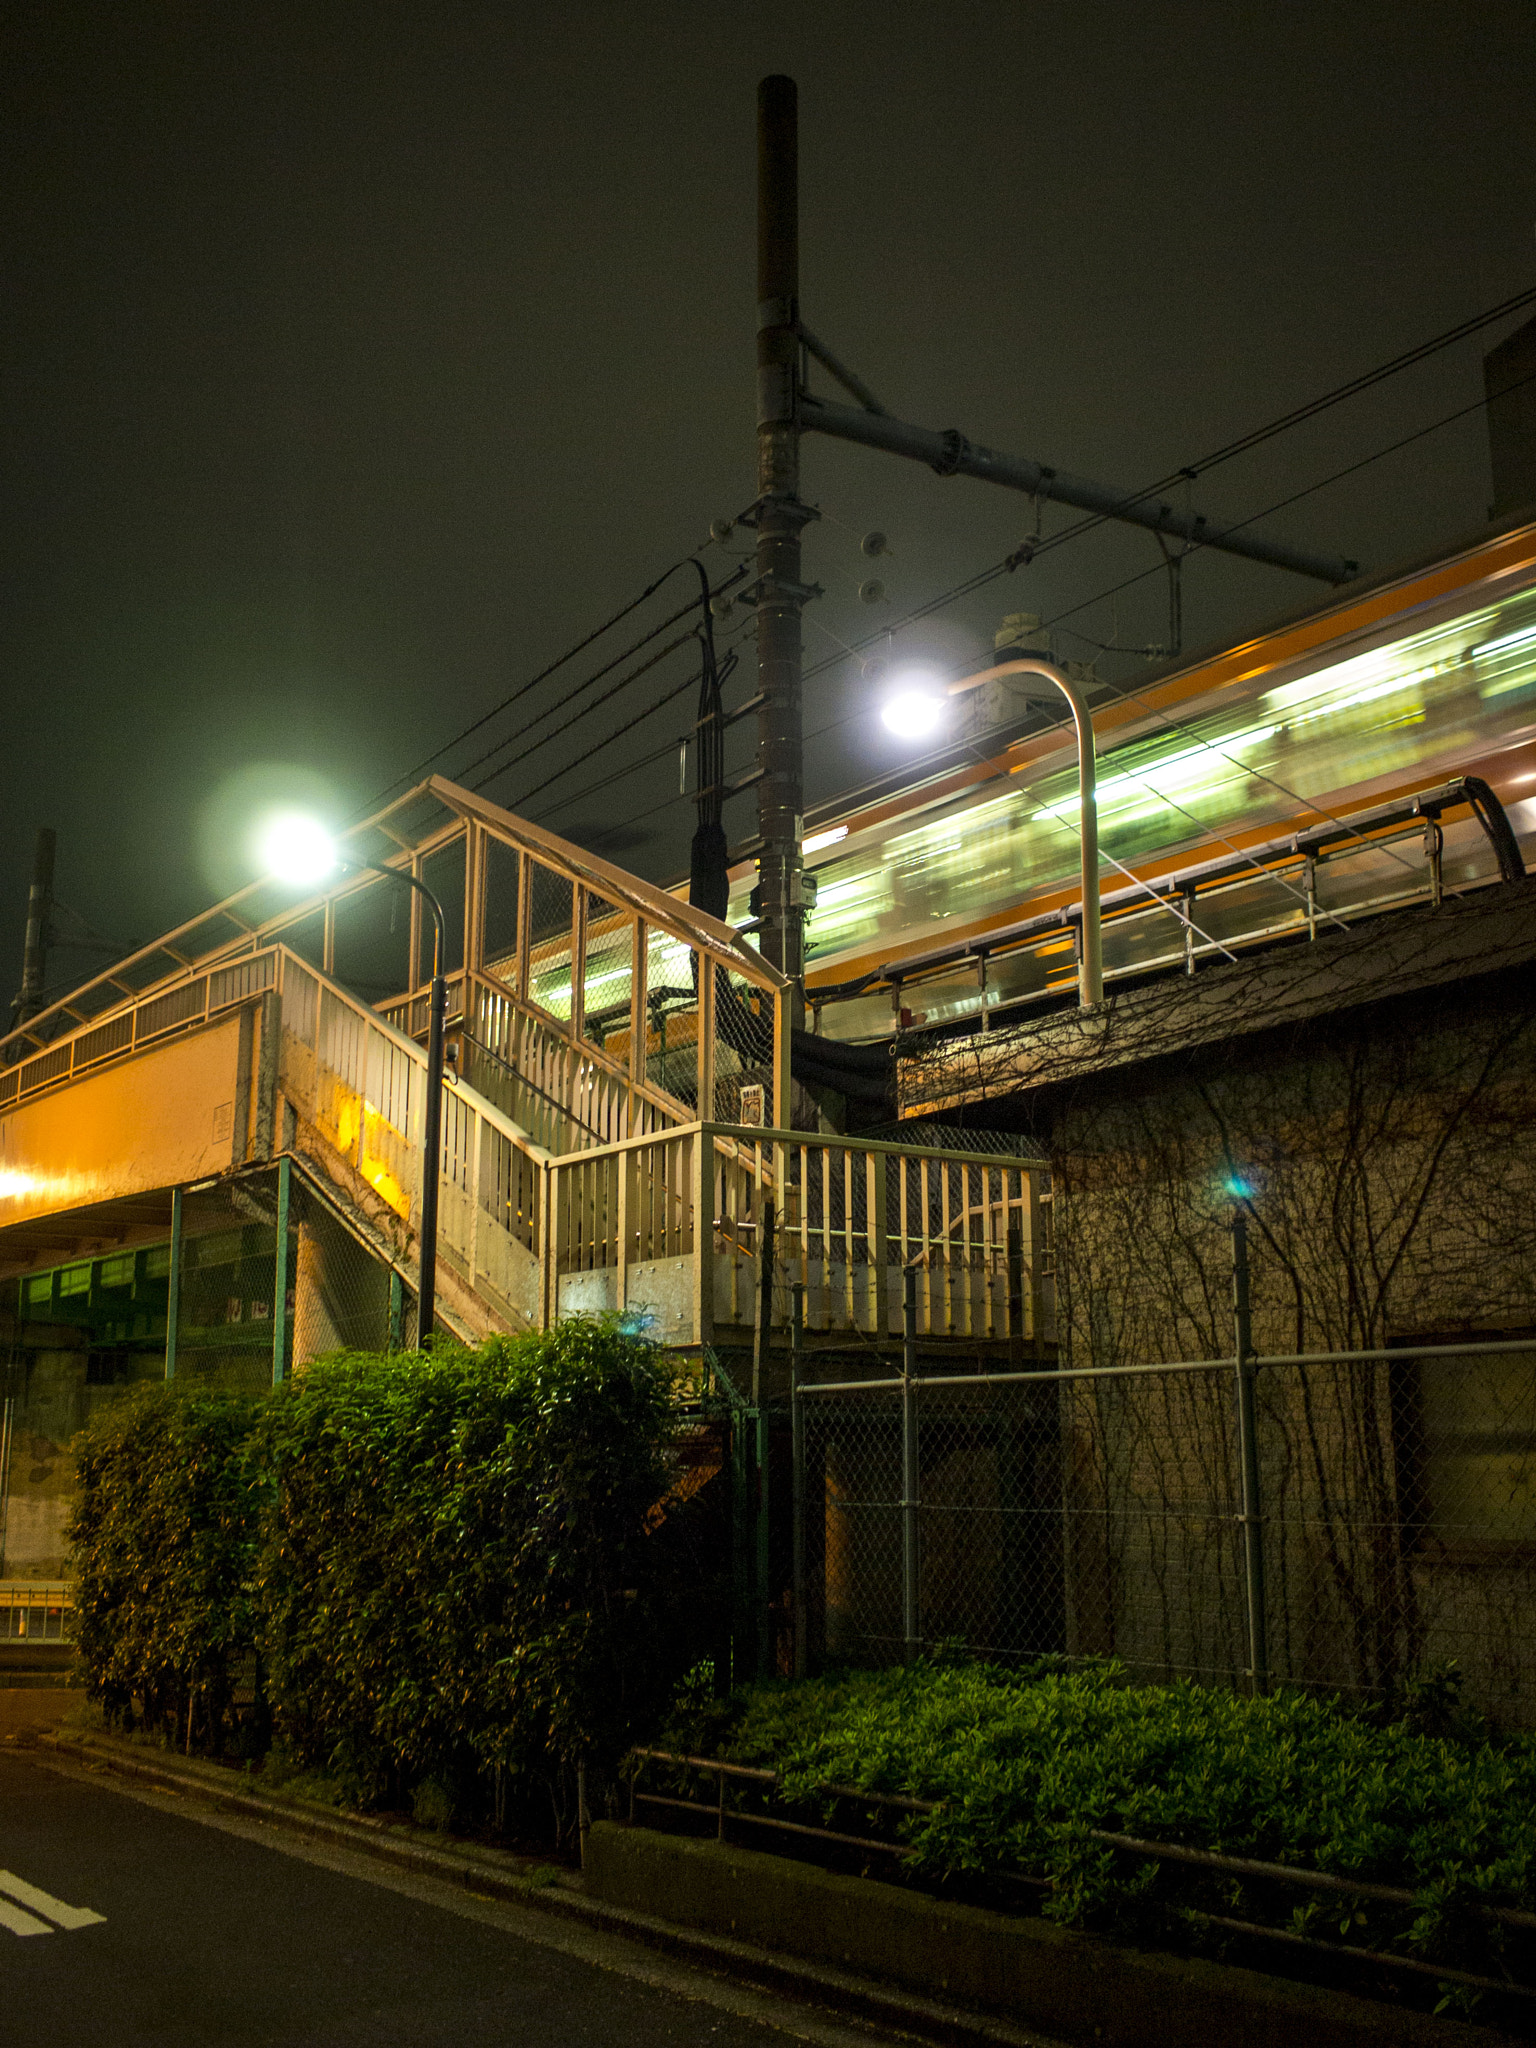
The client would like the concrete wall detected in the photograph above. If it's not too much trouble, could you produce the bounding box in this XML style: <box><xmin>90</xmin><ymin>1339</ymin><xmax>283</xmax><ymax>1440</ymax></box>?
<box><xmin>1044</xmin><ymin>964</ymin><xmax>1536</xmax><ymax>1717</ymax></box>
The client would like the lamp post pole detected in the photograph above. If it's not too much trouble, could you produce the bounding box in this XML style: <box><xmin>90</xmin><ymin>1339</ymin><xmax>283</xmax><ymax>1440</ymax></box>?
<box><xmin>946</xmin><ymin>657</ymin><xmax>1103</xmax><ymax>1007</ymax></box>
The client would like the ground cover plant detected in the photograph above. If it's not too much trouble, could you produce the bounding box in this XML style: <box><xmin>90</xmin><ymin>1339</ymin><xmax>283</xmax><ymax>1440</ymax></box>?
<box><xmin>664</xmin><ymin>1658</ymin><xmax>1536</xmax><ymax>2010</ymax></box>
<box><xmin>70</xmin><ymin>1319</ymin><xmax>704</xmax><ymax>1836</ymax></box>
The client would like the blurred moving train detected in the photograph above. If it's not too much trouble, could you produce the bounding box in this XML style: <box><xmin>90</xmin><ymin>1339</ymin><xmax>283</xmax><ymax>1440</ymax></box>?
<box><xmin>743</xmin><ymin>511</ymin><xmax>1536</xmax><ymax>1047</ymax></box>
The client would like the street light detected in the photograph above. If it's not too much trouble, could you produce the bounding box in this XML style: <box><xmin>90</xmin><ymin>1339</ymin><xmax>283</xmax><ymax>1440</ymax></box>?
<box><xmin>879</xmin><ymin>676</ymin><xmax>948</xmax><ymax>742</ymax></box>
<box><xmin>260</xmin><ymin>813</ymin><xmax>450</xmax><ymax>1344</ymax></box>
<box><xmin>944</xmin><ymin>658</ymin><xmax>1104</xmax><ymax>1008</ymax></box>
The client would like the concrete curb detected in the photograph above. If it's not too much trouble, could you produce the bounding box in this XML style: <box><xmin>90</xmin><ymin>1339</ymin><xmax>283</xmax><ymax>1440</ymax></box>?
<box><xmin>36</xmin><ymin>1730</ymin><xmax>1522</xmax><ymax>2048</ymax></box>
<box><xmin>35</xmin><ymin>1730</ymin><xmax>1057</xmax><ymax>2048</ymax></box>
<box><xmin>585</xmin><ymin>1821</ymin><xmax>1523</xmax><ymax>2048</ymax></box>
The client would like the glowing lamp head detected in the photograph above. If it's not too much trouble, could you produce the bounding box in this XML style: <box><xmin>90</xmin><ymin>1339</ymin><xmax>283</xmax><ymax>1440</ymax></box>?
<box><xmin>260</xmin><ymin>812</ymin><xmax>339</xmax><ymax>889</ymax></box>
<box><xmin>879</xmin><ymin>676</ymin><xmax>946</xmax><ymax>742</ymax></box>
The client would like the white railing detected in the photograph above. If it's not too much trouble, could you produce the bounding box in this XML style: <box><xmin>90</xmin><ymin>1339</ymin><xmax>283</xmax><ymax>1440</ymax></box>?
<box><xmin>276</xmin><ymin>952</ymin><xmax>550</xmax><ymax>1332</ymax></box>
<box><xmin>0</xmin><ymin>940</ymin><xmax>1047</xmax><ymax>1353</ymax></box>
<box><xmin>0</xmin><ymin>953</ymin><xmax>278</xmax><ymax>1110</ymax></box>
<box><xmin>546</xmin><ymin>1123</ymin><xmax>1050</xmax><ymax>1346</ymax></box>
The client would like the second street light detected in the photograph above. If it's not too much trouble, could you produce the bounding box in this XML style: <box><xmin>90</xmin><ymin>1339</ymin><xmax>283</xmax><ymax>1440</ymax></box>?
<box><xmin>879</xmin><ymin>657</ymin><xmax>1104</xmax><ymax>1009</ymax></box>
<box><xmin>260</xmin><ymin>814</ymin><xmax>450</xmax><ymax>1344</ymax></box>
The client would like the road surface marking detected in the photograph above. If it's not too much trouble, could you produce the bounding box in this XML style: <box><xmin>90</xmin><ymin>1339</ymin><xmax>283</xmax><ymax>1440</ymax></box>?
<box><xmin>0</xmin><ymin>1870</ymin><xmax>106</xmax><ymax>1932</ymax></box>
<box><xmin>0</xmin><ymin>1898</ymin><xmax>54</xmax><ymax>1937</ymax></box>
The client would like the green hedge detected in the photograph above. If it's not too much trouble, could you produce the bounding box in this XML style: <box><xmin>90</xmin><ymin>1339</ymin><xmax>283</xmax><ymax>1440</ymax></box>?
<box><xmin>71</xmin><ymin>1383</ymin><xmax>259</xmax><ymax>1741</ymax></box>
<box><xmin>671</xmin><ymin>1660</ymin><xmax>1536</xmax><ymax>2000</ymax></box>
<box><xmin>71</xmin><ymin>1321</ymin><xmax>697</xmax><ymax>1813</ymax></box>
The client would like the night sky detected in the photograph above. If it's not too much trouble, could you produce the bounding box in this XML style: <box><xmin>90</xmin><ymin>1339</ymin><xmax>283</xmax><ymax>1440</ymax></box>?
<box><xmin>3</xmin><ymin>2</ymin><xmax>1533</xmax><ymax>998</ymax></box>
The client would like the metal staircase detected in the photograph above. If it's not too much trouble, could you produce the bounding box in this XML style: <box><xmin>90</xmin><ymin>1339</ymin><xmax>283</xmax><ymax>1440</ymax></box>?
<box><xmin>0</xmin><ymin>779</ymin><xmax>1049</xmax><ymax>1367</ymax></box>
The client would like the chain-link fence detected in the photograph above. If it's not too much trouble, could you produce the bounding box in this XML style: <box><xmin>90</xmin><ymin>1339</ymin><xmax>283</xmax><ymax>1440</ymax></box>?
<box><xmin>794</xmin><ymin>1334</ymin><xmax>1536</xmax><ymax>1727</ymax></box>
<box><xmin>0</xmin><ymin>1165</ymin><xmax>413</xmax><ymax>1578</ymax></box>
<box><xmin>169</xmin><ymin>1166</ymin><xmax>409</xmax><ymax>1389</ymax></box>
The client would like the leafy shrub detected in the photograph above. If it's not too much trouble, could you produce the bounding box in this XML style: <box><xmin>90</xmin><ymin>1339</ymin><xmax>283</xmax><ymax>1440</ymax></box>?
<box><xmin>682</xmin><ymin>1660</ymin><xmax>1536</xmax><ymax>1987</ymax></box>
<box><xmin>71</xmin><ymin>1320</ymin><xmax>697</xmax><ymax>1827</ymax></box>
<box><xmin>253</xmin><ymin>1323</ymin><xmax>681</xmax><ymax>1805</ymax></box>
<box><xmin>69</xmin><ymin>1383</ymin><xmax>261</xmax><ymax>1741</ymax></box>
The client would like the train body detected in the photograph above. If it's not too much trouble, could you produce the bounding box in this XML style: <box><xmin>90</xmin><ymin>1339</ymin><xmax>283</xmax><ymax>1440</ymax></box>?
<box><xmin>746</xmin><ymin>515</ymin><xmax>1536</xmax><ymax>1042</ymax></box>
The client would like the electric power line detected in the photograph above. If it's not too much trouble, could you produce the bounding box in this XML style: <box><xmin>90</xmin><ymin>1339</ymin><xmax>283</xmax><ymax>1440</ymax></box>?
<box><xmin>468</xmin><ymin>627</ymin><xmax>701</xmax><ymax>796</ymax></box>
<box><xmin>797</xmin><ymin>283</ymin><xmax>1536</xmax><ymax>688</ymax></box>
<box><xmin>364</xmin><ymin>285</ymin><xmax>1532</xmax><ymax>838</ymax></box>
<box><xmin>356</xmin><ymin>546</ymin><xmax>729</xmax><ymax>818</ymax></box>
<box><xmin>554</xmin><ymin>363</ymin><xmax>1533</xmax><ymax>859</ymax></box>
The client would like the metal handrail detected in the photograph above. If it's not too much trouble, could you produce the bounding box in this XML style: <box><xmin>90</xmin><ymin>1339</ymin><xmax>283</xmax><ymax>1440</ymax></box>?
<box><xmin>625</xmin><ymin>1746</ymin><xmax>1536</xmax><ymax>1980</ymax></box>
<box><xmin>797</xmin><ymin>1332</ymin><xmax>1536</xmax><ymax>1396</ymax></box>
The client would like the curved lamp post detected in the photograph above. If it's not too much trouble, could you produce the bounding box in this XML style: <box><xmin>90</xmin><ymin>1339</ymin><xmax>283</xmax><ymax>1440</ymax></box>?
<box><xmin>261</xmin><ymin>816</ymin><xmax>449</xmax><ymax>1343</ymax></box>
<box><xmin>943</xmin><ymin>657</ymin><xmax>1103</xmax><ymax>1008</ymax></box>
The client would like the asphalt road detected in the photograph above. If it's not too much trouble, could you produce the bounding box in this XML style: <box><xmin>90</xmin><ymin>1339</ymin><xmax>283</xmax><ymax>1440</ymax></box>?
<box><xmin>0</xmin><ymin>1749</ymin><xmax>898</xmax><ymax>2048</ymax></box>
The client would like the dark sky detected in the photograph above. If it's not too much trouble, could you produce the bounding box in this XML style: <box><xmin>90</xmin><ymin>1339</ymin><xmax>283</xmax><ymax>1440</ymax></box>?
<box><xmin>3</xmin><ymin>1</ymin><xmax>1534</xmax><ymax>988</ymax></box>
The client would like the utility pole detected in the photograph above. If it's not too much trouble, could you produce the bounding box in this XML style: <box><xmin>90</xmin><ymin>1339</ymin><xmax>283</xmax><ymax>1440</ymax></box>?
<box><xmin>754</xmin><ymin>76</ymin><xmax>812</xmax><ymax>993</ymax></box>
<box><xmin>747</xmin><ymin>75</ymin><xmax>1354</xmax><ymax>988</ymax></box>
<box><xmin>12</xmin><ymin>827</ymin><xmax>56</xmax><ymax>1032</ymax></box>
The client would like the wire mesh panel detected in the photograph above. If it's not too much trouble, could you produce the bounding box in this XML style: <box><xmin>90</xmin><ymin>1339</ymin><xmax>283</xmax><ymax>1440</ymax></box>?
<box><xmin>641</xmin><ymin>923</ymin><xmax>701</xmax><ymax>1111</ymax></box>
<box><xmin>582</xmin><ymin>895</ymin><xmax>634</xmax><ymax>1061</ymax></box>
<box><xmin>1259</xmin><ymin>1349</ymin><xmax>1536</xmax><ymax>1722</ymax></box>
<box><xmin>808</xmin><ymin>1391</ymin><xmax>906</xmax><ymax>1663</ymax></box>
<box><xmin>1059</xmin><ymin>1365</ymin><xmax>1246</xmax><ymax>1683</ymax></box>
<box><xmin>174</xmin><ymin>1177</ymin><xmax>285</xmax><ymax>1393</ymax></box>
<box><xmin>288</xmin><ymin>1179</ymin><xmax>396</xmax><ymax>1367</ymax></box>
<box><xmin>527</xmin><ymin>863</ymin><xmax>575</xmax><ymax>1024</ymax></box>
<box><xmin>802</xmin><ymin>1375</ymin><xmax>1068</xmax><ymax>1669</ymax></box>
<box><xmin>714</xmin><ymin>967</ymin><xmax>774</xmax><ymax>1126</ymax></box>
<box><xmin>796</xmin><ymin>1344</ymin><xmax>1536</xmax><ymax>1725</ymax></box>
<box><xmin>480</xmin><ymin>836</ymin><xmax>522</xmax><ymax>990</ymax></box>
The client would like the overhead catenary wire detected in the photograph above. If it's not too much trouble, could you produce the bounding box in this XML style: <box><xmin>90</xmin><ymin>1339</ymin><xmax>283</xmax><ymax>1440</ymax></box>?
<box><xmin>469</xmin><ymin>628</ymin><xmax>703</xmax><ymax>798</ymax></box>
<box><xmin>356</xmin><ymin>549</ymin><xmax>740</xmax><ymax>818</ymax></box>
<box><xmin>366</xmin><ymin>287</ymin><xmax>1532</xmax><ymax>844</ymax></box>
<box><xmin>798</xmin><ymin>285</ymin><xmax>1536</xmax><ymax>689</ymax></box>
<box><xmin>455</xmin><ymin>568</ymin><xmax>744</xmax><ymax>792</ymax></box>
<box><xmin>365</xmin><ymin>284</ymin><xmax>1536</xmax><ymax>847</ymax></box>
<box><xmin>549</xmin><ymin>368</ymin><xmax>1534</xmax><ymax>888</ymax></box>
<box><xmin>510</xmin><ymin>651</ymin><xmax>741</xmax><ymax>814</ymax></box>
<box><xmin>524</xmin><ymin>618</ymin><xmax>759</xmax><ymax>826</ymax></box>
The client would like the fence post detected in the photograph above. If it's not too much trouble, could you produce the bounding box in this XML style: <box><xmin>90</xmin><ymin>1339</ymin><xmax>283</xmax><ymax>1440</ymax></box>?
<box><xmin>902</xmin><ymin>1264</ymin><xmax>920</xmax><ymax>1661</ymax></box>
<box><xmin>272</xmin><ymin>1155</ymin><xmax>292</xmax><ymax>1385</ymax></box>
<box><xmin>756</xmin><ymin>1403</ymin><xmax>772</xmax><ymax>1680</ymax></box>
<box><xmin>730</xmin><ymin>1401</ymin><xmax>751</xmax><ymax>1689</ymax></box>
<box><xmin>1007</xmin><ymin>1221</ymin><xmax>1025</xmax><ymax>1371</ymax></box>
<box><xmin>165</xmin><ymin>1185</ymin><xmax>184</xmax><ymax>1380</ymax></box>
<box><xmin>752</xmin><ymin>1191</ymin><xmax>777</xmax><ymax>1678</ymax></box>
<box><xmin>752</xmin><ymin>1196</ymin><xmax>777</xmax><ymax>1405</ymax></box>
<box><xmin>1232</xmin><ymin>1212</ymin><xmax>1269</xmax><ymax>1696</ymax></box>
<box><xmin>790</xmin><ymin>1281</ymin><xmax>807</xmax><ymax>1679</ymax></box>
<box><xmin>388</xmin><ymin>1270</ymin><xmax>404</xmax><ymax>1354</ymax></box>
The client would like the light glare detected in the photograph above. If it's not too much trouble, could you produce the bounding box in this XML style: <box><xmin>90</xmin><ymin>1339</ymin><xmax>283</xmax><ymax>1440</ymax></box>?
<box><xmin>880</xmin><ymin>689</ymin><xmax>945</xmax><ymax>742</ymax></box>
<box><xmin>261</xmin><ymin>813</ymin><xmax>339</xmax><ymax>889</ymax></box>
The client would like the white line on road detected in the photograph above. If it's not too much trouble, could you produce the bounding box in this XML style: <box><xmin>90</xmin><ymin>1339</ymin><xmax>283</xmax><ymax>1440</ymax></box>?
<box><xmin>0</xmin><ymin>1898</ymin><xmax>54</xmax><ymax>1937</ymax></box>
<box><xmin>0</xmin><ymin>1870</ymin><xmax>107</xmax><ymax>1933</ymax></box>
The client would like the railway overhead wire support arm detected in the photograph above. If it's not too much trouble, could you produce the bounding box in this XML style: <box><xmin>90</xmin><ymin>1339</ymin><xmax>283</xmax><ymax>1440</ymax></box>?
<box><xmin>747</xmin><ymin>75</ymin><xmax>1357</xmax><ymax>994</ymax></box>
<box><xmin>795</xmin><ymin>393</ymin><xmax>1358</xmax><ymax>587</ymax></box>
